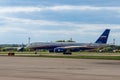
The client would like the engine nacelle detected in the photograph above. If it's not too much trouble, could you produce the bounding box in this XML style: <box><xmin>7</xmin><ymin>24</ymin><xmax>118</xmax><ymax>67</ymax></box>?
<box><xmin>54</xmin><ymin>47</ymin><xmax>66</xmax><ymax>53</ymax></box>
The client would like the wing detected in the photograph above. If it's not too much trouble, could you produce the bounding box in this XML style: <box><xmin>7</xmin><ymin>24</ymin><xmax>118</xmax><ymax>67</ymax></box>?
<box><xmin>54</xmin><ymin>45</ymin><xmax>96</xmax><ymax>52</ymax></box>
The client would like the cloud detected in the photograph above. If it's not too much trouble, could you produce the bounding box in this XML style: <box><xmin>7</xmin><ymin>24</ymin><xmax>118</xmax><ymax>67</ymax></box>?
<box><xmin>0</xmin><ymin>16</ymin><xmax>120</xmax><ymax>41</ymax></box>
<box><xmin>0</xmin><ymin>16</ymin><xmax>120</xmax><ymax>43</ymax></box>
<box><xmin>52</xmin><ymin>6</ymin><xmax>120</xmax><ymax>12</ymax></box>
<box><xmin>1</xmin><ymin>17</ymin><xmax>77</xmax><ymax>26</ymax></box>
<box><xmin>0</xmin><ymin>5</ymin><xmax>120</xmax><ymax>13</ymax></box>
<box><xmin>0</xmin><ymin>26</ymin><xmax>26</xmax><ymax>33</ymax></box>
<box><xmin>2</xmin><ymin>17</ymin><xmax>120</xmax><ymax>30</ymax></box>
<box><xmin>0</xmin><ymin>7</ymin><xmax>42</xmax><ymax>13</ymax></box>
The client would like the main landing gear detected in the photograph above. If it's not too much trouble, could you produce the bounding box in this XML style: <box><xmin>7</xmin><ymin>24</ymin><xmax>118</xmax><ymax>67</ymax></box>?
<box><xmin>63</xmin><ymin>49</ymin><xmax>72</xmax><ymax>55</ymax></box>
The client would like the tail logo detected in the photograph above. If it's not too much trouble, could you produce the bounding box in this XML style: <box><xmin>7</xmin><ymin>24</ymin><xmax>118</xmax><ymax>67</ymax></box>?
<box><xmin>100</xmin><ymin>36</ymin><xmax>106</xmax><ymax>39</ymax></box>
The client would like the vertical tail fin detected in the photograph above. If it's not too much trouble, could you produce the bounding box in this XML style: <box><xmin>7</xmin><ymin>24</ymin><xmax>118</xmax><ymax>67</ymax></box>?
<box><xmin>95</xmin><ymin>29</ymin><xmax>110</xmax><ymax>44</ymax></box>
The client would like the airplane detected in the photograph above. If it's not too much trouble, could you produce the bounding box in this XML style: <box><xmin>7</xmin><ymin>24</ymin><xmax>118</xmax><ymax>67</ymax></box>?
<box><xmin>27</xmin><ymin>29</ymin><xmax>110</xmax><ymax>54</ymax></box>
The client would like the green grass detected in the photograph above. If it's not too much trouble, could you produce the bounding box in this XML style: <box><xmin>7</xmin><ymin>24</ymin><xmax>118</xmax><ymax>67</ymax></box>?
<box><xmin>1</xmin><ymin>51</ymin><xmax>120</xmax><ymax>60</ymax></box>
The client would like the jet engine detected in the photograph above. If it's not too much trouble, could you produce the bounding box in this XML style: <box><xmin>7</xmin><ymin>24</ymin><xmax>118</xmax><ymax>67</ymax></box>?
<box><xmin>54</xmin><ymin>47</ymin><xmax>66</xmax><ymax>53</ymax></box>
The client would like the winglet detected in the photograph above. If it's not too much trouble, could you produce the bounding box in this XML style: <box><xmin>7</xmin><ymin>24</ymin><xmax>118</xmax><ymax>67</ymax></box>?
<box><xmin>95</xmin><ymin>29</ymin><xmax>110</xmax><ymax>44</ymax></box>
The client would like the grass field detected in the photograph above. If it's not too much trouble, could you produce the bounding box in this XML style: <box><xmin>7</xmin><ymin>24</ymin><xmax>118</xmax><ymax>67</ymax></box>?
<box><xmin>1</xmin><ymin>51</ymin><xmax>120</xmax><ymax>60</ymax></box>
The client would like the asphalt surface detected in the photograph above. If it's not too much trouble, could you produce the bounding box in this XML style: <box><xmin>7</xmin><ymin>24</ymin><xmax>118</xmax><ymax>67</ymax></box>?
<box><xmin>0</xmin><ymin>56</ymin><xmax>120</xmax><ymax>80</ymax></box>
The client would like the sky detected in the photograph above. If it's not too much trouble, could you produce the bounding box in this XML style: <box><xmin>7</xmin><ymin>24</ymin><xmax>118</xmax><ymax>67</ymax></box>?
<box><xmin>0</xmin><ymin>0</ymin><xmax>120</xmax><ymax>45</ymax></box>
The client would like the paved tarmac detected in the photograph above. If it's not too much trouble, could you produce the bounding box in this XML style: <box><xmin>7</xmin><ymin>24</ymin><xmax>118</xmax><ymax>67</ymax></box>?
<box><xmin>0</xmin><ymin>56</ymin><xmax>120</xmax><ymax>80</ymax></box>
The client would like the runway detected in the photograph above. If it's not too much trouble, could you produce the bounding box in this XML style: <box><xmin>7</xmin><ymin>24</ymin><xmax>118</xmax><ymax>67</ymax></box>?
<box><xmin>0</xmin><ymin>56</ymin><xmax>120</xmax><ymax>80</ymax></box>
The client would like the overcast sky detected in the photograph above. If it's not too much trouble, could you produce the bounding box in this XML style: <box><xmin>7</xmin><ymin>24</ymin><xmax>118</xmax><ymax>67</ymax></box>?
<box><xmin>0</xmin><ymin>0</ymin><xmax>120</xmax><ymax>45</ymax></box>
